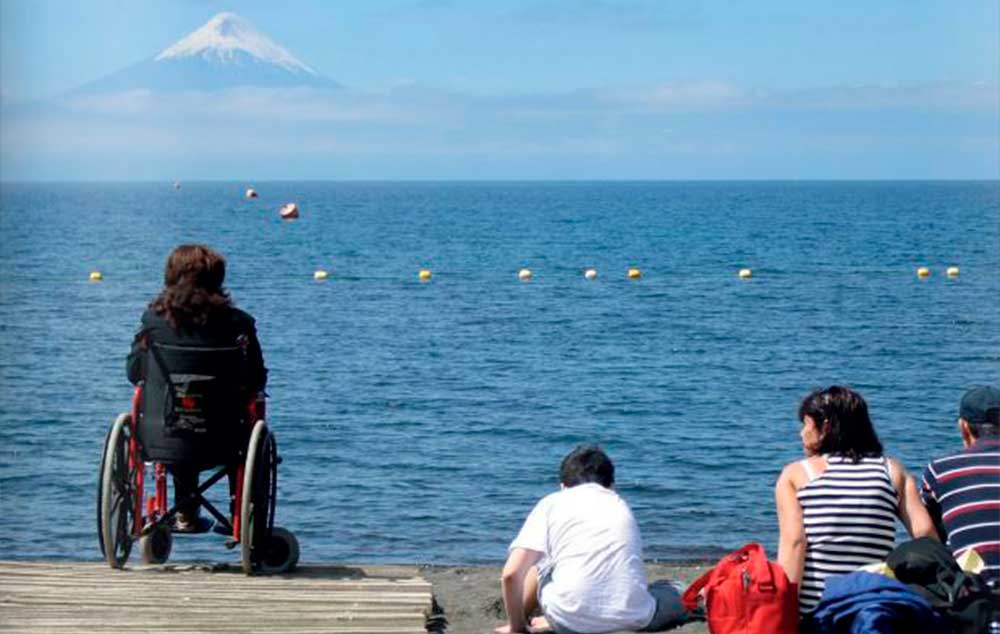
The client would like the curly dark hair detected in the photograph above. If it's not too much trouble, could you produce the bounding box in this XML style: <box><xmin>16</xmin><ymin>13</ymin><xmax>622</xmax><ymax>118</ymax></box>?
<box><xmin>798</xmin><ymin>386</ymin><xmax>884</xmax><ymax>463</ymax></box>
<box><xmin>149</xmin><ymin>244</ymin><xmax>232</xmax><ymax>330</ymax></box>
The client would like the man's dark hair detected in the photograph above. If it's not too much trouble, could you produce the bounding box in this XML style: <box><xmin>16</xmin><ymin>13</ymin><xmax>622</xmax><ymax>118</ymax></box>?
<box><xmin>966</xmin><ymin>420</ymin><xmax>1000</xmax><ymax>440</ymax></box>
<box><xmin>798</xmin><ymin>385</ymin><xmax>883</xmax><ymax>463</ymax></box>
<box><xmin>560</xmin><ymin>444</ymin><xmax>614</xmax><ymax>488</ymax></box>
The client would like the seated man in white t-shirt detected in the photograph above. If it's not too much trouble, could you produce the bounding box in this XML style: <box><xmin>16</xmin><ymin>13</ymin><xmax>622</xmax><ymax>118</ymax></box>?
<box><xmin>495</xmin><ymin>445</ymin><xmax>685</xmax><ymax>634</ymax></box>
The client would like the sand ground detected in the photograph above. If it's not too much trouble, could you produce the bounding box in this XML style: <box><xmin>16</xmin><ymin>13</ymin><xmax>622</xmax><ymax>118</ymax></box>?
<box><xmin>421</xmin><ymin>562</ymin><xmax>711</xmax><ymax>634</ymax></box>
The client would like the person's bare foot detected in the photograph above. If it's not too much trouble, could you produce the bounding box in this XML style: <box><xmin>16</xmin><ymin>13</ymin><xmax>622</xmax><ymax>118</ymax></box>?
<box><xmin>528</xmin><ymin>616</ymin><xmax>553</xmax><ymax>633</ymax></box>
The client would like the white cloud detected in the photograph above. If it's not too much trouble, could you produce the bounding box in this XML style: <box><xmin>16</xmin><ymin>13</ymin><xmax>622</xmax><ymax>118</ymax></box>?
<box><xmin>60</xmin><ymin>87</ymin><xmax>454</xmax><ymax>125</ymax></box>
<box><xmin>53</xmin><ymin>80</ymin><xmax>998</xmax><ymax>127</ymax></box>
<box><xmin>595</xmin><ymin>81</ymin><xmax>747</xmax><ymax>111</ymax></box>
<box><xmin>3</xmin><ymin>79</ymin><xmax>997</xmax><ymax>179</ymax></box>
<box><xmin>772</xmin><ymin>82</ymin><xmax>998</xmax><ymax>111</ymax></box>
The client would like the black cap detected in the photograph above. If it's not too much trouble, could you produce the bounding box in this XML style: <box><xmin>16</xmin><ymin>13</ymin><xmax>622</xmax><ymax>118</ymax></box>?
<box><xmin>959</xmin><ymin>386</ymin><xmax>1000</xmax><ymax>426</ymax></box>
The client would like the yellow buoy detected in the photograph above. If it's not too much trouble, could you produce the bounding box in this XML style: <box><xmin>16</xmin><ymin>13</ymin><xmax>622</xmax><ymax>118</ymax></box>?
<box><xmin>89</xmin><ymin>271</ymin><xmax>103</xmax><ymax>282</ymax></box>
<box><xmin>584</xmin><ymin>268</ymin><xmax>597</xmax><ymax>280</ymax></box>
<box><xmin>917</xmin><ymin>267</ymin><xmax>931</xmax><ymax>279</ymax></box>
<box><xmin>418</xmin><ymin>269</ymin><xmax>432</xmax><ymax>281</ymax></box>
<box><xmin>946</xmin><ymin>266</ymin><xmax>959</xmax><ymax>278</ymax></box>
<box><xmin>627</xmin><ymin>267</ymin><xmax>641</xmax><ymax>280</ymax></box>
<box><xmin>313</xmin><ymin>270</ymin><xmax>329</xmax><ymax>281</ymax></box>
<box><xmin>518</xmin><ymin>268</ymin><xmax>533</xmax><ymax>282</ymax></box>
<box><xmin>739</xmin><ymin>268</ymin><xmax>752</xmax><ymax>279</ymax></box>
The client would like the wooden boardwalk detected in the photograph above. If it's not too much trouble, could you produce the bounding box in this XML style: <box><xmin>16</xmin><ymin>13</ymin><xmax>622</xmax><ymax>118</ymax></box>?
<box><xmin>0</xmin><ymin>561</ymin><xmax>438</xmax><ymax>633</ymax></box>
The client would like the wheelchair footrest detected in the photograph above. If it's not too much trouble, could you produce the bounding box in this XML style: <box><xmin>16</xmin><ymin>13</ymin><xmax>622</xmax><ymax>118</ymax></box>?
<box><xmin>171</xmin><ymin>516</ymin><xmax>215</xmax><ymax>535</ymax></box>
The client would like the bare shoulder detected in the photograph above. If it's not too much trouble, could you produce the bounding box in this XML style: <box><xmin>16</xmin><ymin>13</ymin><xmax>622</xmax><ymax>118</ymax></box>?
<box><xmin>885</xmin><ymin>456</ymin><xmax>910</xmax><ymax>488</ymax></box>
<box><xmin>777</xmin><ymin>461</ymin><xmax>805</xmax><ymax>490</ymax></box>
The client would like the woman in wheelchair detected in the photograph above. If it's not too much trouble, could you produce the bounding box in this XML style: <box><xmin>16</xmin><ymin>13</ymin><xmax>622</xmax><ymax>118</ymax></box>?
<box><xmin>126</xmin><ymin>244</ymin><xmax>267</xmax><ymax>533</ymax></box>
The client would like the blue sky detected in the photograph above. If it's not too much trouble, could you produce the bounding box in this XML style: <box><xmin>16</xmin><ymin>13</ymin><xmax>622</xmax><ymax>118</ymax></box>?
<box><xmin>1</xmin><ymin>1</ymin><xmax>997</xmax><ymax>179</ymax></box>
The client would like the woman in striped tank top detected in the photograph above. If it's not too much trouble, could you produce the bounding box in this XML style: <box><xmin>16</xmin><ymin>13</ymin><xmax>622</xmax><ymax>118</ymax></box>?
<box><xmin>774</xmin><ymin>386</ymin><xmax>937</xmax><ymax>622</ymax></box>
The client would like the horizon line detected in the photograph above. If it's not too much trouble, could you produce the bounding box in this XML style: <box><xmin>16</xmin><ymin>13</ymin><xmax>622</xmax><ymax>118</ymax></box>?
<box><xmin>2</xmin><ymin>178</ymin><xmax>999</xmax><ymax>185</ymax></box>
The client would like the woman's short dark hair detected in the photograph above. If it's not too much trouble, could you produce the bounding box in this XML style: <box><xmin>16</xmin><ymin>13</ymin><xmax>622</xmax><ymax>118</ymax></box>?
<box><xmin>560</xmin><ymin>444</ymin><xmax>615</xmax><ymax>488</ymax></box>
<box><xmin>149</xmin><ymin>244</ymin><xmax>232</xmax><ymax>330</ymax></box>
<box><xmin>799</xmin><ymin>386</ymin><xmax>883</xmax><ymax>462</ymax></box>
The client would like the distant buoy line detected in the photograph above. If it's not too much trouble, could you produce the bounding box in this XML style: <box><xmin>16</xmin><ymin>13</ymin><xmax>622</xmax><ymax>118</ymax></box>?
<box><xmin>133</xmin><ymin>184</ymin><xmax>964</xmax><ymax>285</ymax></box>
<box><xmin>290</xmin><ymin>266</ymin><xmax>960</xmax><ymax>283</ymax></box>
<box><xmin>90</xmin><ymin>263</ymin><xmax>969</xmax><ymax>283</ymax></box>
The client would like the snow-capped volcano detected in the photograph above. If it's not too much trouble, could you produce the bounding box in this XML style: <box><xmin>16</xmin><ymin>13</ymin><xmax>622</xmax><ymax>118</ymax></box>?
<box><xmin>155</xmin><ymin>12</ymin><xmax>316</xmax><ymax>75</ymax></box>
<box><xmin>71</xmin><ymin>12</ymin><xmax>336</xmax><ymax>94</ymax></box>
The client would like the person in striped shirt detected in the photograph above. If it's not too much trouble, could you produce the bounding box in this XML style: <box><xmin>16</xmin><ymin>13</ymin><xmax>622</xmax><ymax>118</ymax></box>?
<box><xmin>774</xmin><ymin>386</ymin><xmax>938</xmax><ymax>621</ymax></box>
<box><xmin>921</xmin><ymin>385</ymin><xmax>1000</xmax><ymax>586</ymax></box>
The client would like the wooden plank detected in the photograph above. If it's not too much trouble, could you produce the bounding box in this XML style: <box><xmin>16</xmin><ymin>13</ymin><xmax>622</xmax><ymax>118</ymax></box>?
<box><xmin>0</xmin><ymin>562</ymin><xmax>434</xmax><ymax>634</ymax></box>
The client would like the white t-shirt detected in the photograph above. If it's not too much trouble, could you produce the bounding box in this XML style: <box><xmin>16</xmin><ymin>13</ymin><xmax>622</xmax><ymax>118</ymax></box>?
<box><xmin>510</xmin><ymin>483</ymin><xmax>655</xmax><ymax>633</ymax></box>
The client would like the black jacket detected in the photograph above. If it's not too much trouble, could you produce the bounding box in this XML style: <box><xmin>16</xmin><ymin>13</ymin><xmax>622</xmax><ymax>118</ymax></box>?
<box><xmin>126</xmin><ymin>307</ymin><xmax>267</xmax><ymax>393</ymax></box>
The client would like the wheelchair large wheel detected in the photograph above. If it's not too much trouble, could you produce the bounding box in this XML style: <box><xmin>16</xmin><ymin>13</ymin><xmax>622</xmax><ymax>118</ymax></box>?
<box><xmin>96</xmin><ymin>420</ymin><xmax>113</xmax><ymax>557</ymax></box>
<box><xmin>241</xmin><ymin>420</ymin><xmax>278</xmax><ymax>574</ymax></box>
<box><xmin>99</xmin><ymin>413</ymin><xmax>136</xmax><ymax>569</ymax></box>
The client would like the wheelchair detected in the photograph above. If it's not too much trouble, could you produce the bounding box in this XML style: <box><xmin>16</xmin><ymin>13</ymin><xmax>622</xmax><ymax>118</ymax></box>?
<box><xmin>97</xmin><ymin>341</ymin><xmax>298</xmax><ymax>574</ymax></box>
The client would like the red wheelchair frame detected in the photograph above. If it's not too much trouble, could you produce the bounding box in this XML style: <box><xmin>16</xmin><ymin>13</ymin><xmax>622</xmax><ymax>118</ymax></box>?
<box><xmin>98</xmin><ymin>385</ymin><xmax>297</xmax><ymax>574</ymax></box>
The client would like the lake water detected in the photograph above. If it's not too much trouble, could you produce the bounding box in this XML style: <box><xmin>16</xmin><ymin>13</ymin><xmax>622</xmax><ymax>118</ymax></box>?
<box><xmin>0</xmin><ymin>181</ymin><xmax>997</xmax><ymax>564</ymax></box>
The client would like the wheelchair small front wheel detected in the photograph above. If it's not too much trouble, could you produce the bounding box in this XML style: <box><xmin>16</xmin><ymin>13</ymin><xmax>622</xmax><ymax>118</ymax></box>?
<box><xmin>99</xmin><ymin>413</ymin><xmax>136</xmax><ymax>569</ymax></box>
<box><xmin>259</xmin><ymin>527</ymin><xmax>299</xmax><ymax>574</ymax></box>
<box><xmin>139</xmin><ymin>523</ymin><xmax>172</xmax><ymax>565</ymax></box>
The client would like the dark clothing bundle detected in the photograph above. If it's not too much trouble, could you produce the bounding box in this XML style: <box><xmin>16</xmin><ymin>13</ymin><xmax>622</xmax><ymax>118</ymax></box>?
<box><xmin>808</xmin><ymin>539</ymin><xmax>1000</xmax><ymax>634</ymax></box>
<box><xmin>887</xmin><ymin>538</ymin><xmax>1000</xmax><ymax>634</ymax></box>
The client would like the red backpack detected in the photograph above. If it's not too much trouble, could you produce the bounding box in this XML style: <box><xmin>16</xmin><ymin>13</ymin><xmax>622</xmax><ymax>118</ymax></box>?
<box><xmin>681</xmin><ymin>543</ymin><xmax>799</xmax><ymax>634</ymax></box>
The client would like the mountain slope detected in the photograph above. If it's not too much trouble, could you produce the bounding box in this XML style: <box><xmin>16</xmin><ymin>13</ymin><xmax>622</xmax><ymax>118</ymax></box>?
<box><xmin>72</xmin><ymin>12</ymin><xmax>338</xmax><ymax>94</ymax></box>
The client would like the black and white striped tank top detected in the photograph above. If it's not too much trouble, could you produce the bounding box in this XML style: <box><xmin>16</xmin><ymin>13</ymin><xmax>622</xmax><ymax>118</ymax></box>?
<box><xmin>796</xmin><ymin>455</ymin><xmax>899</xmax><ymax>614</ymax></box>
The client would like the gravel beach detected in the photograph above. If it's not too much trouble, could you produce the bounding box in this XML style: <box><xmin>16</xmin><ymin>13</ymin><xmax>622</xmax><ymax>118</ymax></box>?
<box><xmin>421</xmin><ymin>562</ymin><xmax>712</xmax><ymax>634</ymax></box>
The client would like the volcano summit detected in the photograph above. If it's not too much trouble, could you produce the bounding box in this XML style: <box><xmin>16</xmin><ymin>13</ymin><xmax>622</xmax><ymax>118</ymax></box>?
<box><xmin>73</xmin><ymin>12</ymin><xmax>338</xmax><ymax>94</ymax></box>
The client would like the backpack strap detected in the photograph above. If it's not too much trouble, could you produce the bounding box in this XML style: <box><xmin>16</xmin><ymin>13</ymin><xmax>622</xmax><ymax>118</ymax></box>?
<box><xmin>938</xmin><ymin>565</ymin><xmax>973</xmax><ymax>605</ymax></box>
<box><xmin>682</xmin><ymin>566</ymin><xmax>717</xmax><ymax>611</ymax></box>
<box><xmin>145</xmin><ymin>336</ymin><xmax>183</xmax><ymax>427</ymax></box>
<box><xmin>744</xmin><ymin>542</ymin><xmax>778</xmax><ymax>591</ymax></box>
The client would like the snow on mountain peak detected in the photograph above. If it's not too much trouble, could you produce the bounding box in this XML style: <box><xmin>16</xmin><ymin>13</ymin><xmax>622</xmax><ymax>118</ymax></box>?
<box><xmin>155</xmin><ymin>12</ymin><xmax>317</xmax><ymax>75</ymax></box>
